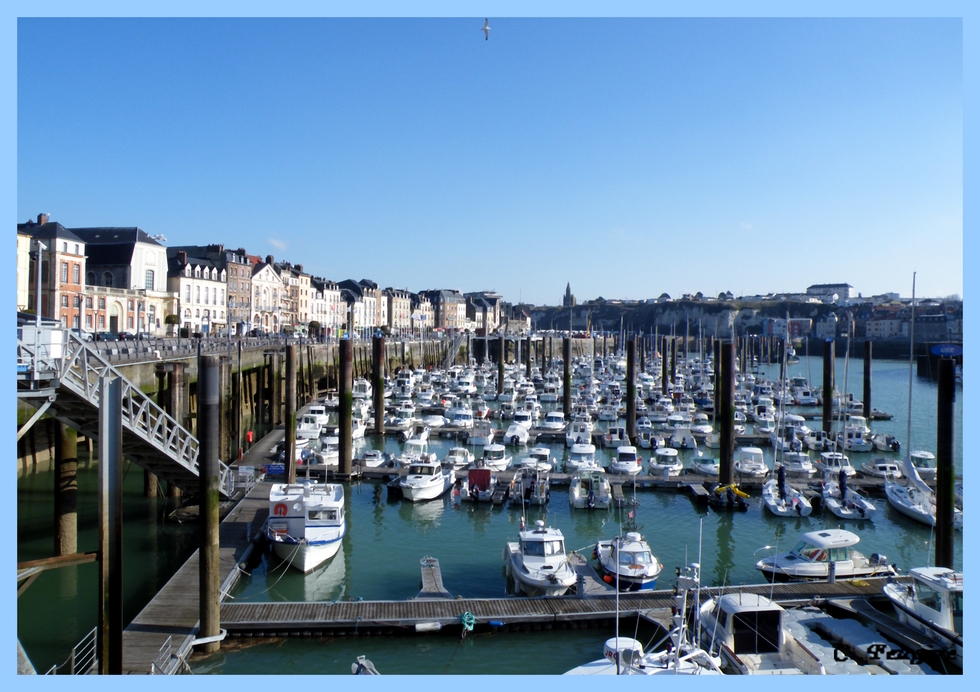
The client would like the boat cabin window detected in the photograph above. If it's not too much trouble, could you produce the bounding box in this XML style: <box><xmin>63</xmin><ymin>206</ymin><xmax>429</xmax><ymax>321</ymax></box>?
<box><xmin>309</xmin><ymin>509</ymin><xmax>338</xmax><ymax>521</ymax></box>
<box><xmin>619</xmin><ymin>550</ymin><xmax>653</xmax><ymax>566</ymax></box>
<box><xmin>409</xmin><ymin>465</ymin><xmax>434</xmax><ymax>475</ymax></box>
<box><xmin>914</xmin><ymin>581</ymin><xmax>943</xmax><ymax>612</ymax></box>
<box><xmin>951</xmin><ymin>591</ymin><xmax>963</xmax><ymax>635</ymax></box>
<box><xmin>523</xmin><ymin>539</ymin><xmax>563</xmax><ymax>557</ymax></box>
<box><xmin>792</xmin><ymin>541</ymin><xmax>827</xmax><ymax>562</ymax></box>
<box><xmin>732</xmin><ymin>610</ymin><xmax>781</xmax><ymax>655</ymax></box>
<box><xmin>828</xmin><ymin>547</ymin><xmax>849</xmax><ymax>562</ymax></box>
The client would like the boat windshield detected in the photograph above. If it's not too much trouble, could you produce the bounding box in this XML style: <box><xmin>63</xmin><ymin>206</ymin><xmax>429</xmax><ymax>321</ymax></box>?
<box><xmin>790</xmin><ymin>540</ymin><xmax>827</xmax><ymax>562</ymax></box>
<box><xmin>620</xmin><ymin>550</ymin><xmax>653</xmax><ymax>566</ymax></box>
<box><xmin>951</xmin><ymin>591</ymin><xmax>963</xmax><ymax>635</ymax></box>
<box><xmin>409</xmin><ymin>465</ymin><xmax>434</xmax><ymax>475</ymax></box>
<box><xmin>523</xmin><ymin>539</ymin><xmax>564</xmax><ymax>557</ymax></box>
<box><xmin>309</xmin><ymin>508</ymin><xmax>339</xmax><ymax>521</ymax></box>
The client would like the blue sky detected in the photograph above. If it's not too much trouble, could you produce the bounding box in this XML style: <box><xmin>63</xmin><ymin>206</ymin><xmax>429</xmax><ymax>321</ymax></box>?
<box><xmin>17</xmin><ymin>15</ymin><xmax>962</xmax><ymax>306</ymax></box>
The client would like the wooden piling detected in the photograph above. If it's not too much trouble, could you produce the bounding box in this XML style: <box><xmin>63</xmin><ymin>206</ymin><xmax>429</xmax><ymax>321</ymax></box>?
<box><xmin>935</xmin><ymin>358</ymin><xmax>955</xmax><ymax>569</ymax></box>
<box><xmin>863</xmin><ymin>340</ymin><xmax>873</xmax><ymax>420</ymax></box>
<box><xmin>373</xmin><ymin>335</ymin><xmax>386</xmax><ymax>435</ymax></box>
<box><xmin>198</xmin><ymin>355</ymin><xmax>222</xmax><ymax>653</ymax></box>
<box><xmin>54</xmin><ymin>423</ymin><xmax>78</xmax><ymax>556</ymax></box>
<box><xmin>98</xmin><ymin>376</ymin><xmax>123</xmax><ymax>674</ymax></box>
<box><xmin>822</xmin><ymin>339</ymin><xmax>835</xmax><ymax>435</ymax></box>
<box><xmin>339</xmin><ymin>339</ymin><xmax>353</xmax><ymax>476</ymax></box>
<box><xmin>498</xmin><ymin>335</ymin><xmax>505</xmax><ymax>396</ymax></box>
<box><xmin>285</xmin><ymin>345</ymin><xmax>297</xmax><ymax>485</ymax></box>
<box><xmin>719</xmin><ymin>341</ymin><xmax>735</xmax><ymax>485</ymax></box>
<box><xmin>626</xmin><ymin>339</ymin><xmax>636</xmax><ymax>442</ymax></box>
<box><xmin>562</xmin><ymin>337</ymin><xmax>572</xmax><ymax>419</ymax></box>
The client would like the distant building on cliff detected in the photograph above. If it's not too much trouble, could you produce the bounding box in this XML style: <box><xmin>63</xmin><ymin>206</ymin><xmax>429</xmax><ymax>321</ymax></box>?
<box><xmin>562</xmin><ymin>282</ymin><xmax>576</xmax><ymax>307</ymax></box>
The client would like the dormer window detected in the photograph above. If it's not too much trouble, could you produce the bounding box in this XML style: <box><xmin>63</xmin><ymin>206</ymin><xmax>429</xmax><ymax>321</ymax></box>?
<box><xmin>194</xmin><ymin>266</ymin><xmax>201</xmax><ymax>278</ymax></box>
<box><xmin>185</xmin><ymin>265</ymin><xmax>192</xmax><ymax>277</ymax></box>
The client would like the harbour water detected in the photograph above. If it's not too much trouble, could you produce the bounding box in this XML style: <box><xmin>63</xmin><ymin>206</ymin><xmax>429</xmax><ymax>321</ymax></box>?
<box><xmin>17</xmin><ymin>355</ymin><xmax>963</xmax><ymax>675</ymax></box>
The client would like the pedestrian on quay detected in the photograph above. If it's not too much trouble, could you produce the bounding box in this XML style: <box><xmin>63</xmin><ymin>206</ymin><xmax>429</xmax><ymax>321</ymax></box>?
<box><xmin>246</xmin><ymin>430</ymin><xmax>254</xmax><ymax>451</ymax></box>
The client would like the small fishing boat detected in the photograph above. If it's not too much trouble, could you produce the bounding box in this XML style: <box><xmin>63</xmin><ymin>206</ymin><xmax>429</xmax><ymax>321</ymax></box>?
<box><xmin>871</xmin><ymin>433</ymin><xmax>901</xmax><ymax>453</ymax></box>
<box><xmin>520</xmin><ymin>446</ymin><xmax>553</xmax><ymax>472</ymax></box>
<box><xmin>803</xmin><ymin>429</ymin><xmax>833</xmax><ymax>452</ymax></box>
<box><xmin>454</xmin><ymin>463</ymin><xmax>497</xmax><ymax>503</ymax></box>
<box><xmin>360</xmin><ymin>449</ymin><xmax>389</xmax><ymax>468</ymax></box>
<box><xmin>569</xmin><ymin>468</ymin><xmax>612</xmax><ymax>510</ymax></box>
<box><xmin>480</xmin><ymin>443</ymin><xmax>512</xmax><ymax>471</ymax></box>
<box><xmin>814</xmin><ymin>451</ymin><xmax>856</xmax><ymax>477</ymax></box>
<box><xmin>399</xmin><ymin>460</ymin><xmax>455</xmax><ymax>502</ymax></box>
<box><xmin>822</xmin><ymin>469</ymin><xmax>877</xmax><ymax>520</ymax></box>
<box><xmin>443</xmin><ymin>446</ymin><xmax>475</xmax><ymax>470</ymax></box>
<box><xmin>565</xmin><ymin>443</ymin><xmax>602</xmax><ymax>472</ymax></box>
<box><xmin>908</xmin><ymin>449</ymin><xmax>938</xmax><ymax>481</ymax></box>
<box><xmin>860</xmin><ymin>457</ymin><xmax>902</xmax><ymax>479</ymax></box>
<box><xmin>778</xmin><ymin>450</ymin><xmax>815</xmax><ymax>477</ymax></box>
<box><xmin>755</xmin><ymin>528</ymin><xmax>895</xmax><ymax>582</ymax></box>
<box><xmin>690</xmin><ymin>452</ymin><xmax>720</xmax><ymax>476</ymax></box>
<box><xmin>594</xmin><ymin>531</ymin><xmax>663</xmax><ymax>591</ymax></box>
<box><xmin>602</xmin><ymin>426</ymin><xmax>629</xmax><ymax>448</ymax></box>
<box><xmin>609</xmin><ymin>445</ymin><xmax>643</xmax><ymax>476</ymax></box>
<box><xmin>648</xmin><ymin>447</ymin><xmax>683</xmax><ymax>478</ymax></box>
<box><xmin>266</xmin><ymin>480</ymin><xmax>346</xmax><ymax>573</ymax></box>
<box><xmin>295</xmin><ymin>413</ymin><xmax>323</xmax><ymax>440</ymax></box>
<box><xmin>540</xmin><ymin>410</ymin><xmax>566</xmax><ymax>432</ymax></box>
<box><xmin>503</xmin><ymin>519</ymin><xmax>577</xmax><ymax>596</ymax></box>
<box><xmin>565</xmin><ymin>418</ymin><xmax>594</xmax><ymax>447</ymax></box>
<box><xmin>883</xmin><ymin>567</ymin><xmax>963</xmax><ymax>669</ymax></box>
<box><xmin>508</xmin><ymin>465</ymin><xmax>550</xmax><ymax>507</ymax></box>
<box><xmin>504</xmin><ymin>422</ymin><xmax>530</xmax><ymax>446</ymax></box>
<box><xmin>466</xmin><ymin>419</ymin><xmax>496</xmax><ymax>447</ymax></box>
<box><xmin>761</xmin><ymin>466</ymin><xmax>812</xmax><ymax>517</ymax></box>
<box><xmin>733</xmin><ymin>447</ymin><xmax>768</xmax><ymax>478</ymax></box>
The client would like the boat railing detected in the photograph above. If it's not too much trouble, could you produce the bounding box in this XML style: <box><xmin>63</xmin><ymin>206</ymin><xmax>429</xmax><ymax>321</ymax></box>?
<box><xmin>43</xmin><ymin>627</ymin><xmax>98</xmax><ymax>675</ymax></box>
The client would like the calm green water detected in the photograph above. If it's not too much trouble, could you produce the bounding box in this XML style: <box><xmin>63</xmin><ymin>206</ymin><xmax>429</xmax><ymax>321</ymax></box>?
<box><xmin>17</xmin><ymin>356</ymin><xmax>963</xmax><ymax>675</ymax></box>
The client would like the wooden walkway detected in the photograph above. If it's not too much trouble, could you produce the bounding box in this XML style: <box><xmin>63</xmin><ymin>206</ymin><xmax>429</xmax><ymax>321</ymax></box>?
<box><xmin>120</xmin><ymin>441</ymin><xmax>276</xmax><ymax>674</ymax></box>
<box><xmin>220</xmin><ymin>577</ymin><xmax>903</xmax><ymax>637</ymax></box>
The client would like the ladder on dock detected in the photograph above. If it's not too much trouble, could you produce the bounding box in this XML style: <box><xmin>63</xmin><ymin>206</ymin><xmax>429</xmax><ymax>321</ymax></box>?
<box><xmin>17</xmin><ymin>325</ymin><xmax>234</xmax><ymax>498</ymax></box>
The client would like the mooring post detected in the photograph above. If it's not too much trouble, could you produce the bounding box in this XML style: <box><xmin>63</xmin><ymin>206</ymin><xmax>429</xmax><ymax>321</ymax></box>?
<box><xmin>219</xmin><ymin>355</ymin><xmax>231</xmax><ymax>465</ymax></box>
<box><xmin>167</xmin><ymin>362</ymin><xmax>185</xmax><ymax>500</ymax></box>
<box><xmin>54</xmin><ymin>422</ymin><xmax>78</xmax><ymax>556</ymax></box>
<box><xmin>270</xmin><ymin>351</ymin><xmax>281</xmax><ymax>429</ymax></box>
<box><xmin>822</xmin><ymin>339</ymin><xmax>835</xmax><ymax>435</ymax></box>
<box><xmin>285</xmin><ymin>345</ymin><xmax>297</xmax><ymax>484</ymax></box>
<box><xmin>525</xmin><ymin>336</ymin><xmax>532</xmax><ymax>380</ymax></box>
<box><xmin>98</xmin><ymin>375</ymin><xmax>123</xmax><ymax>675</ymax></box>
<box><xmin>197</xmin><ymin>355</ymin><xmax>221</xmax><ymax>653</ymax></box>
<box><xmin>719</xmin><ymin>341</ymin><xmax>735</xmax><ymax>486</ymax></box>
<box><xmin>935</xmin><ymin>357</ymin><xmax>955</xmax><ymax>569</ymax></box>
<box><xmin>670</xmin><ymin>337</ymin><xmax>677</xmax><ymax>389</ymax></box>
<box><xmin>562</xmin><ymin>337</ymin><xmax>572</xmax><ymax>420</ymax></box>
<box><xmin>863</xmin><ymin>340</ymin><xmax>873</xmax><ymax>420</ymax></box>
<box><xmin>339</xmin><ymin>338</ymin><xmax>353</xmax><ymax>476</ymax></box>
<box><xmin>661</xmin><ymin>336</ymin><xmax>669</xmax><ymax>396</ymax></box>
<box><xmin>497</xmin><ymin>335</ymin><xmax>505</xmax><ymax>397</ymax></box>
<box><xmin>626</xmin><ymin>339</ymin><xmax>637</xmax><ymax>443</ymax></box>
<box><xmin>373</xmin><ymin>334</ymin><xmax>386</xmax><ymax>435</ymax></box>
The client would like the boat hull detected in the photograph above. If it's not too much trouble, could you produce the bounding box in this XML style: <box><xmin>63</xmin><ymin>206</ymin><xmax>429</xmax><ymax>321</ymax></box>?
<box><xmin>269</xmin><ymin>532</ymin><xmax>343</xmax><ymax>573</ymax></box>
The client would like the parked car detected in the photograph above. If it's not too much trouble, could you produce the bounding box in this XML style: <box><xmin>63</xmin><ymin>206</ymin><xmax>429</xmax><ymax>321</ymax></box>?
<box><xmin>70</xmin><ymin>328</ymin><xmax>94</xmax><ymax>342</ymax></box>
<box><xmin>136</xmin><ymin>332</ymin><xmax>154</xmax><ymax>340</ymax></box>
<box><xmin>95</xmin><ymin>332</ymin><xmax>117</xmax><ymax>341</ymax></box>
<box><xmin>117</xmin><ymin>332</ymin><xmax>136</xmax><ymax>341</ymax></box>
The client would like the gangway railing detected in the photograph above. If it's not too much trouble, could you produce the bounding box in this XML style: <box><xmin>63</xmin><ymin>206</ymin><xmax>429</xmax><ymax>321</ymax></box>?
<box><xmin>17</xmin><ymin>327</ymin><xmax>234</xmax><ymax>499</ymax></box>
<box><xmin>442</xmin><ymin>332</ymin><xmax>467</xmax><ymax>371</ymax></box>
<box><xmin>43</xmin><ymin>627</ymin><xmax>97</xmax><ymax>675</ymax></box>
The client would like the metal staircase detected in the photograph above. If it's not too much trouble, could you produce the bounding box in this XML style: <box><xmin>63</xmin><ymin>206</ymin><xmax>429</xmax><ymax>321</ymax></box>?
<box><xmin>442</xmin><ymin>332</ymin><xmax>468</xmax><ymax>371</ymax></box>
<box><xmin>17</xmin><ymin>325</ymin><xmax>234</xmax><ymax>499</ymax></box>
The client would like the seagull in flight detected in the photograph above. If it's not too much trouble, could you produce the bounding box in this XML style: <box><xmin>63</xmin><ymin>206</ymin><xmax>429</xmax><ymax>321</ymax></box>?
<box><xmin>481</xmin><ymin>18</ymin><xmax>490</xmax><ymax>40</ymax></box>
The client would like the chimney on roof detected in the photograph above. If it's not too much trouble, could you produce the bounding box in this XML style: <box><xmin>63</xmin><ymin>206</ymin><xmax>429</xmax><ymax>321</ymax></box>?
<box><xmin>177</xmin><ymin>250</ymin><xmax>187</xmax><ymax>265</ymax></box>
<box><xmin>38</xmin><ymin>213</ymin><xmax>49</xmax><ymax>225</ymax></box>
<box><xmin>296</xmin><ymin>264</ymin><xmax>303</xmax><ymax>272</ymax></box>
<box><xmin>266</xmin><ymin>255</ymin><xmax>274</xmax><ymax>265</ymax></box>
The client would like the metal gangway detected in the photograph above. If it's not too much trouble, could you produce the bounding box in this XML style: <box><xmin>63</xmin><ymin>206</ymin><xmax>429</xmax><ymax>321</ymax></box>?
<box><xmin>442</xmin><ymin>331</ymin><xmax>468</xmax><ymax>371</ymax></box>
<box><xmin>16</xmin><ymin>319</ymin><xmax>234</xmax><ymax>499</ymax></box>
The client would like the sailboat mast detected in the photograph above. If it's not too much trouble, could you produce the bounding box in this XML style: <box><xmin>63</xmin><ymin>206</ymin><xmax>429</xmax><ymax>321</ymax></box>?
<box><xmin>906</xmin><ymin>273</ymin><xmax>916</xmax><ymax>451</ymax></box>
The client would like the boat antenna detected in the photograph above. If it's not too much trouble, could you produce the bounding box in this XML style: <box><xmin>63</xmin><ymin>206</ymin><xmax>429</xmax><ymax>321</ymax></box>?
<box><xmin>695</xmin><ymin>518</ymin><xmax>703</xmax><ymax>643</ymax></box>
<box><xmin>614</xmin><ymin>534</ymin><xmax>621</xmax><ymax>674</ymax></box>
<box><xmin>768</xmin><ymin>536</ymin><xmax>779</xmax><ymax>602</ymax></box>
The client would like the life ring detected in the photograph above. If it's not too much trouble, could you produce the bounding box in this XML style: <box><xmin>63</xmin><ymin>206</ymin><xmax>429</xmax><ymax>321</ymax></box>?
<box><xmin>273</xmin><ymin>503</ymin><xmax>288</xmax><ymax>516</ymax></box>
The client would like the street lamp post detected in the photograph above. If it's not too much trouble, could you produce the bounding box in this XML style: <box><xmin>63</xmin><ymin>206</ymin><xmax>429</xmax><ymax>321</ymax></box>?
<box><xmin>34</xmin><ymin>240</ymin><xmax>47</xmax><ymax>330</ymax></box>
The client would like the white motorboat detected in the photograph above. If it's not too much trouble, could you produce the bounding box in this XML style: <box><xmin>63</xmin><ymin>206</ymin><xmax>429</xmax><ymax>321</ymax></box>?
<box><xmin>602</xmin><ymin>426</ymin><xmax>629</xmax><ymax>448</ymax></box>
<box><xmin>698</xmin><ymin>591</ymin><xmax>826</xmax><ymax>674</ymax></box>
<box><xmin>398</xmin><ymin>422</ymin><xmax>429</xmax><ymax>443</ymax></box>
<box><xmin>733</xmin><ymin>447</ymin><xmax>768</xmax><ymax>478</ymax></box>
<box><xmin>351</xmin><ymin>377</ymin><xmax>373</xmax><ymax>400</ymax></box>
<box><xmin>512</xmin><ymin>409</ymin><xmax>535</xmax><ymax>429</ymax></box>
<box><xmin>421</xmin><ymin>414</ymin><xmax>447</xmax><ymax>429</ymax></box>
<box><xmin>360</xmin><ymin>449</ymin><xmax>389</xmax><ymax>468</ymax></box>
<box><xmin>669</xmin><ymin>426</ymin><xmax>698</xmax><ymax>451</ymax></box>
<box><xmin>777</xmin><ymin>450</ymin><xmax>815</xmax><ymax>477</ymax></box>
<box><xmin>307</xmin><ymin>404</ymin><xmax>331</xmax><ymax>428</ymax></box>
<box><xmin>814</xmin><ymin>451</ymin><xmax>856</xmax><ymax>477</ymax></box>
<box><xmin>761</xmin><ymin>469</ymin><xmax>812</xmax><ymax>517</ymax></box>
<box><xmin>395</xmin><ymin>438</ymin><xmax>437</xmax><ymax>467</ymax></box>
<box><xmin>540</xmin><ymin>410</ymin><xmax>566</xmax><ymax>432</ymax></box>
<box><xmin>594</xmin><ymin>531</ymin><xmax>663</xmax><ymax>591</ymax></box>
<box><xmin>503</xmin><ymin>519</ymin><xmax>577</xmax><ymax>596</ymax></box>
<box><xmin>648</xmin><ymin>447</ymin><xmax>683</xmax><ymax>478</ymax></box>
<box><xmin>803</xmin><ymin>429</ymin><xmax>833</xmax><ymax>452</ymax></box>
<box><xmin>454</xmin><ymin>464</ymin><xmax>497</xmax><ymax>503</ymax></box>
<box><xmin>871</xmin><ymin>433</ymin><xmax>901</xmax><ymax>453</ymax></box>
<box><xmin>266</xmin><ymin>480</ymin><xmax>346</xmax><ymax>573</ymax></box>
<box><xmin>508</xmin><ymin>465</ymin><xmax>550</xmax><ymax>507</ymax></box>
<box><xmin>569</xmin><ymin>469</ymin><xmax>612</xmax><ymax>510</ymax></box>
<box><xmin>837</xmin><ymin>426</ymin><xmax>872</xmax><ymax>453</ymax></box>
<box><xmin>480</xmin><ymin>443</ymin><xmax>512</xmax><ymax>471</ymax></box>
<box><xmin>755</xmin><ymin>529</ymin><xmax>896</xmax><ymax>582</ymax></box>
<box><xmin>565</xmin><ymin>443</ymin><xmax>602</xmax><ymax>472</ymax></box>
<box><xmin>503</xmin><ymin>422</ymin><xmax>529</xmax><ymax>446</ymax></box>
<box><xmin>690</xmin><ymin>452</ymin><xmax>720</xmax><ymax>476</ymax></box>
<box><xmin>610</xmin><ymin>445</ymin><xmax>642</xmax><ymax>476</ymax></box>
<box><xmin>822</xmin><ymin>470</ymin><xmax>877</xmax><ymax>520</ymax></box>
<box><xmin>565</xmin><ymin>563</ymin><xmax>723</xmax><ymax>675</ymax></box>
<box><xmin>446</xmin><ymin>404</ymin><xmax>475</xmax><ymax>429</ymax></box>
<box><xmin>467</xmin><ymin>419</ymin><xmax>496</xmax><ymax>447</ymax></box>
<box><xmin>295</xmin><ymin>413</ymin><xmax>323</xmax><ymax>440</ymax></box>
<box><xmin>908</xmin><ymin>449</ymin><xmax>938</xmax><ymax>481</ymax></box>
<box><xmin>521</xmin><ymin>446</ymin><xmax>553</xmax><ymax>472</ymax></box>
<box><xmin>319</xmin><ymin>436</ymin><xmax>339</xmax><ymax>466</ymax></box>
<box><xmin>859</xmin><ymin>457</ymin><xmax>902</xmax><ymax>479</ymax></box>
<box><xmin>399</xmin><ymin>460</ymin><xmax>455</xmax><ymax>502</ymax></box>
<box><xmin>883</xmin><ymin>567</ymin><xmax>963</xmax><ymax>669</ymax></box>
<box><xmin>565</xmin><ymin>418</ymin><xmax>594</xmax><ymax>447</ymax></box>
<box><xmin>637</xmin><ymin>430</ymin><xmax>664</xmax><ymax>450</ymax></box>
<box><xmin>597</xmin><ymin>403</ymin><xmax>620</xmax><ymax>422</ymax></box>
<box><xmin>884</xmin><ymin>456</ymin><xmax>963</xmax><ymax>530</ymax></box>
<box><xmin>443</xmin><ymin>446</ymin><xmax>474</xmax><ymax>470</ymax></box>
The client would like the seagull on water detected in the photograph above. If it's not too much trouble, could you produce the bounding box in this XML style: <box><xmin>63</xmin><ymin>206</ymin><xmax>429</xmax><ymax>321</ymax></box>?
<box><xmin>481</xmin><ymin>18</ymin><xmax>490</xmax><ymax>40</ymax></box>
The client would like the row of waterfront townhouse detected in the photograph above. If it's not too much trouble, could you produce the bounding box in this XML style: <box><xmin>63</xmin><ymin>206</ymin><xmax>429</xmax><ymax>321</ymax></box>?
<box><xmin>16</xmin><ymin>214</ymin><xmax>520</xmax><ymax>337</ymax></box>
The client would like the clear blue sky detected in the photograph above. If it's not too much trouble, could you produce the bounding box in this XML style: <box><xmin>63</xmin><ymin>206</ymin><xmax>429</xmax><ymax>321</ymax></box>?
<box><xmin>17</xmin><ymin>15</ymin><xmax>962</xmax><ymax>305</ymax></box>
